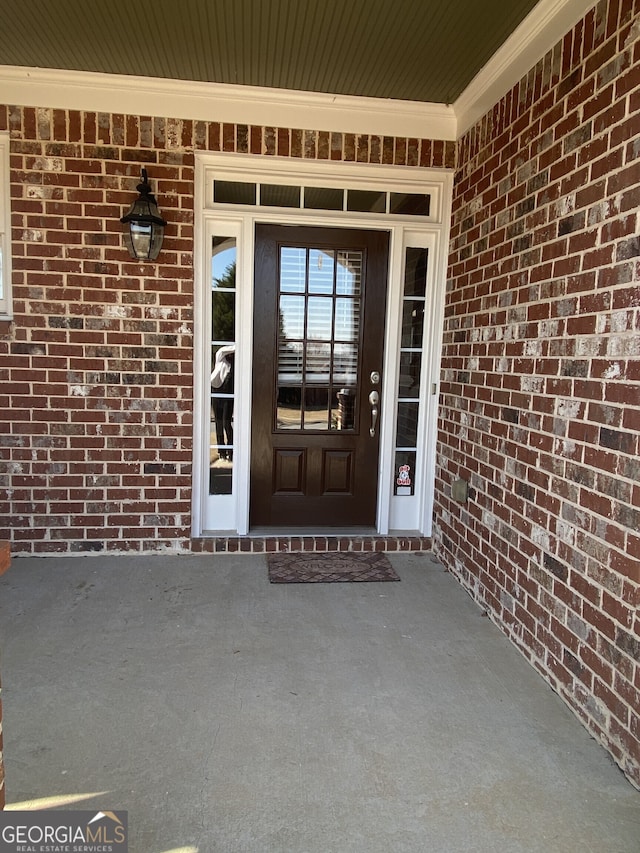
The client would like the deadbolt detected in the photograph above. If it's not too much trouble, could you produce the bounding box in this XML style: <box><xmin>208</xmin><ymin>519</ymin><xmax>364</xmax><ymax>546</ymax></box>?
<box><xmin>370</xmin><ymin>371</ymin><xmax>380</xmax><ymax>384</ymax></box>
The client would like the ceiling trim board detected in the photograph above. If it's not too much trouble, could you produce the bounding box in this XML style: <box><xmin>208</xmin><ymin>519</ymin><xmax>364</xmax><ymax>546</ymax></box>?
<box><xmin>454</xmin><ymin>0</ymin><xmax>598</xmax><ymax>135</ymax></box>
<box><xmin>0</xmin><ymin>66</ymin><xmax>457</xmax><ymax>141</ymax></box>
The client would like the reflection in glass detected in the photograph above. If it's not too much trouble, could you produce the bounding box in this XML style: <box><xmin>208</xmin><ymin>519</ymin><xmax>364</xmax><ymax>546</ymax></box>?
<box><xmin>347</xmin><ymin>189</ymin><xmax>386</xmax><ymax>213</ymax></box>
<box><xmin>390</xmin><ymin>192</ymin><xmax>430</xmax><ymax>216</ymax></box>
<box><xmin>304</xmin><ymin>387</ymin><xmax>330</xmax><ymax>430</ymax></box>
<box><xmin>276</xmin><ymin>245</ymin><xmax>363</xmax><ymax>432</ymax></box>
<box><xmin>212</xmin><ymin>237</ymin><xmax>237</xmax><ymax>288</ymax></box>
<box><xmin>280</xmin><ymin>247</ymin><xmax>307</xmax><ymax>292</ymax></box>
<box><xmin>335</xmin><ymin>297</ymin><xmax>358</xmax><ymax>341</ymax></box>
<box><xmin>210</xmin><ymin>182</ymin><xmax>434</xmax><ymax>218</ymax></box>
<box><xmin>393</xmin><ymin>245</ymin><xmax>429</xmax><ymax>498</ymax></box>
<box><xmin>396</xmin><ymin>401</ymin><xmax>419</xmax><ymax>447</ymax></box>
<box><xmin>401</xmin><ymin>300</ymin><xmax>424</xmax><ymax>348</ymax></box>
<box><xmin>277</xmin><ymin>386</ymin><xmax>302</xmax><ymax>429</ymax></box>
<box><xmin>210</xmin><ymin>344</ymin><xmax>235</xmax><ymax>495</ymax></box>
<box><xmin>307</xmin><ymin>296</ymin><xmax>333</xmax><ymax>340</ymax></box>
<box><xmin>210</xmin><ymin>385</ymin><xmax>234</xmax><ymax>495</ymax></box>
<box><xmin>211</xmin><ymin>393</ymin><xmax>234</xmax><ymax>449</ymax></box>
<box><xmin>336</xmin><ymin>387</ymin><xmax>355</xmax><ymax>430</ymax></box>
<box><xmin>209</xmin><ymin>444</ymin><xmax>233</xmax><ymax>494</ymax></box>
<box><xmin>210</xmin><ymin>235</ymin><xmax>237</xmax><ymax>496</ymax></box>
<box><xmin>305</xmin><ymin>341</ymin><xmax>331</xmax><ymax>380</ymax></box>
<box><xmin>333</xmin><ymin>343</ymin><xmax>357</xmax><ymax>385</ymax></box>
<box><xmin>336</xmin><ymin>251</ymin><xmax>361</xmax><ymax>295</ymax></box>
<box><xmin>261</xmin><ymin>184</ymin><xmax>300</xmax><ymax>207</ymax></box>
<box><xmin>404</xmin><ymin>247</ymin><xmax>428</xmax><ymax>297</ymax></box>
<box><xmin>278</xmin><ymin>339</ymin><xmax>302</xmax><ymax>383</ymax></box>
<box><xmin>212</xmin><ymin>291</ymin><xmax>235</xmax><ymax>342</ymax></box>
<box><xmin>304</xmin><ymin>187</ymin><xmax>343</xmax><ymax>210</ymax></box>
<box><xmin>279</xmin><ymin>294</ymin><xmax>305</xmax><ymax>340</ymax></box>
<box><xmin>309</xmin><ymin>250</ymin><xmax>335</xmax><ymax>294</ymax></box>
<box><xmin>214</xmin><ymin>181</ymin><xmax>256</xmax><ymax>205</ymax></box>
<box><xmin>398</xmin><ymin>352</ymin><xmax>421</xmax><ymax>398</ymax></box>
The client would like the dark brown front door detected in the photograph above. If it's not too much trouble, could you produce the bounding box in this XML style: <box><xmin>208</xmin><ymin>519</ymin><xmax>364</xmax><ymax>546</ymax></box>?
<box><xmin>250</xmin><ymin>224</ymin><xmax>389</xmax><ymax>528</ymax></box>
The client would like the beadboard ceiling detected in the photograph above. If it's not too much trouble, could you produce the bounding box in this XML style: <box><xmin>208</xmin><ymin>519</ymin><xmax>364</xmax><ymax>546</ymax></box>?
<box><xmin>1</xmin><ymin>0</ymin><xmax>544</xmax><ymax>105</ymax></box>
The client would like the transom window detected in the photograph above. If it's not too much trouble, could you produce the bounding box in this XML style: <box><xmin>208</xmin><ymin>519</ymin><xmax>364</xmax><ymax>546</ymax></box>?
<box><xmin>213</xmin><ymin>180</ymin><xmax>431</xmax><ymax>217</ymax></box>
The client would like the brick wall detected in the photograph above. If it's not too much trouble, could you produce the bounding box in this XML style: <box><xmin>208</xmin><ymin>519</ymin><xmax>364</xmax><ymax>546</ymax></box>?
<box><xmin>0</xmin><ymin>106</ymin><xmax>454</xmax><ymax>554</ymax></box>
<box><xmin>435</xmin><ymin>0</ymin><xmax>640</xmax><ymax>788</ymax></box>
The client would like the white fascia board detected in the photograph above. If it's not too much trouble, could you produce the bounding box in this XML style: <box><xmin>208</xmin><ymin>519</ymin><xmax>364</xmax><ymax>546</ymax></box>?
<box><xmin>454</xmin><ymin>0</ymin><xmax>598</xmax><ymax>136</ymax></box>
<box><xmin>0</xmin><ymin>65</ymin><xmax>456</xmax><ymax>141</ymax></box>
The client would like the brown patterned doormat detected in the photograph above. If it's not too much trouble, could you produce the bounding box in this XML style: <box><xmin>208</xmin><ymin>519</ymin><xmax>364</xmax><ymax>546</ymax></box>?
<box><xmin>267</xmin><ymin>551</ymin><xmax>400</xmax><ymax>584</ymax></box>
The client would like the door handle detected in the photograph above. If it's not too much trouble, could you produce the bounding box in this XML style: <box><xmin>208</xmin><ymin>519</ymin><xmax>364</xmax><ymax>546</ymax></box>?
<box><xmin>368</xmin><ymin>390</ymin><xmax>379</xmax><ymax>437</ymax></box>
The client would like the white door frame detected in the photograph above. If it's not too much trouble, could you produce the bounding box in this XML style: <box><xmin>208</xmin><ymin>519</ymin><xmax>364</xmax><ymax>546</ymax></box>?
<box><xmin>192</xmin><ymin>153</ymin><xmax>453</xmax><ymax>537</ymax></box>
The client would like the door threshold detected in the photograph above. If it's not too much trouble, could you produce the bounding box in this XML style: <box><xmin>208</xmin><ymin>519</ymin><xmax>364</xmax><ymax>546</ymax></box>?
<box><xmin>249</xmin><ymin>527</ymin><xmax>378</xmax><ymax>537</ymax></box>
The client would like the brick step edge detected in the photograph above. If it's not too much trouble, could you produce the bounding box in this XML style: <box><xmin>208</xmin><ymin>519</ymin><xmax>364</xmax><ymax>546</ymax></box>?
<box><xmin>192</xmin><ymin>535</ymin><xmax>432</xmax><ymax>554</ymax></box>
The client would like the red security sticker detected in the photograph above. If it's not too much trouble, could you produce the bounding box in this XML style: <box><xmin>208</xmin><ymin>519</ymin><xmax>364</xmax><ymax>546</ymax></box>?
<box><xmin>396</xmin><ymin>465</ymin><xmax>411</xmax><ymax>487</ymax></box>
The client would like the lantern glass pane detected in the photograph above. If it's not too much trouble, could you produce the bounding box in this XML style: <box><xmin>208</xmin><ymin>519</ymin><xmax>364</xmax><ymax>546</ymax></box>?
<box><xmin>129</xmin><ymin>222</ymin><xmax>152</xmax><ymax>259</ymax></box>
<box><xmin>149</xmin><ymin>225</ymin><xmax>164</xmax><ymax>260</ymax></box>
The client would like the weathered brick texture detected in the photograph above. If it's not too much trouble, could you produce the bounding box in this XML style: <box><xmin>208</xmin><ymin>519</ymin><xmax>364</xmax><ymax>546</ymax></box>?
<box><xmin>435</xmin><ymin>0</ymin><xmax>640</xmax><ymax>788</ymax></box>
<box><xmin>0</xmin><ymin>108</ymin><xmax>454</xmax><ymax>555</ymax></box>
<box><xmin>0</xmin><ymin>111</ymin><xmax>195</xmax><ymax>553</ymax></box>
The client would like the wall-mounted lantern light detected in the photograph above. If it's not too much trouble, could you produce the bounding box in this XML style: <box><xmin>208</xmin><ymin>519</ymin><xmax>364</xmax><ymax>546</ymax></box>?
<box><xmin>120</xmin><ymin>168</ymin><xmax>167</xmax><ymax>261</ymax></box>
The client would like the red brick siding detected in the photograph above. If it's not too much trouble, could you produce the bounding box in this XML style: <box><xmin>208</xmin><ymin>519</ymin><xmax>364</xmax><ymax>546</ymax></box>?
<box><xmin>435</xmin><ymin>0</ymin><xmax>640</xmax><ymax>788</ymax></box>
<box><xmin>0</xmin><ymin>106</ymin><xmax>454</xmax><ymax>555</ymax></box>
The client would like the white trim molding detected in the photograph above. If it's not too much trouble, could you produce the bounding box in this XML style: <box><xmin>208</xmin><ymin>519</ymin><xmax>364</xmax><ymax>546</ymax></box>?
<box><xmin>0</xmin><ymin>66</ymin><xmax>456</xmax><ymax>141</ymax></box>
<box><xmin>0</xmin><ymin>133</ymin><xmax>12</xmax><ymax>319</ymax></box>
<box><xmin>454</xmin><ymin>0</ymin><xmax>598</xmax><ymax>135</ymax></box>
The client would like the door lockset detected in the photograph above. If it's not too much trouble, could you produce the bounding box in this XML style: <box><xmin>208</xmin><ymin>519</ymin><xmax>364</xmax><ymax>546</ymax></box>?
<box><xmin>370</xmin><ymin>371</ymin><xmax>380</xmax><ymax>384</ymax></box>
<box><xmin>368</xmin><ymin>390</ymin><xmax>380</xmax><ymax>437</ymax></box>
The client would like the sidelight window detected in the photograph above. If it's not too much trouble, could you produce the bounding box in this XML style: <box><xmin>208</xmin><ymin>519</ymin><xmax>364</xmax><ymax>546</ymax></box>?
<box><xmin>210</xmin><ymin>236</ymin><xmax>237</xmax><ymax>496</ymax></box>
<box><xmin>394</xmin><ymin>247</ymin><xmax>428</xmax><ymax>496</ymax></box>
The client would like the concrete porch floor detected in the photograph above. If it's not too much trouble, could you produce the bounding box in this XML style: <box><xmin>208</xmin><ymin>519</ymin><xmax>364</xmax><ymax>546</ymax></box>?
<box><xmin>0</xmin><ymin>553</ymin><xmax>638</xmax><ymax>853</ymax></box>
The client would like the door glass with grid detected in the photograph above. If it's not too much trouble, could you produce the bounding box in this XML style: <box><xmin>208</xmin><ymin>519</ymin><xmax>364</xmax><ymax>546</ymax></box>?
<box><xmin>277</xmin><ymin>247</ymin><xmax>362</xmax><ymax>432</ymax></box>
